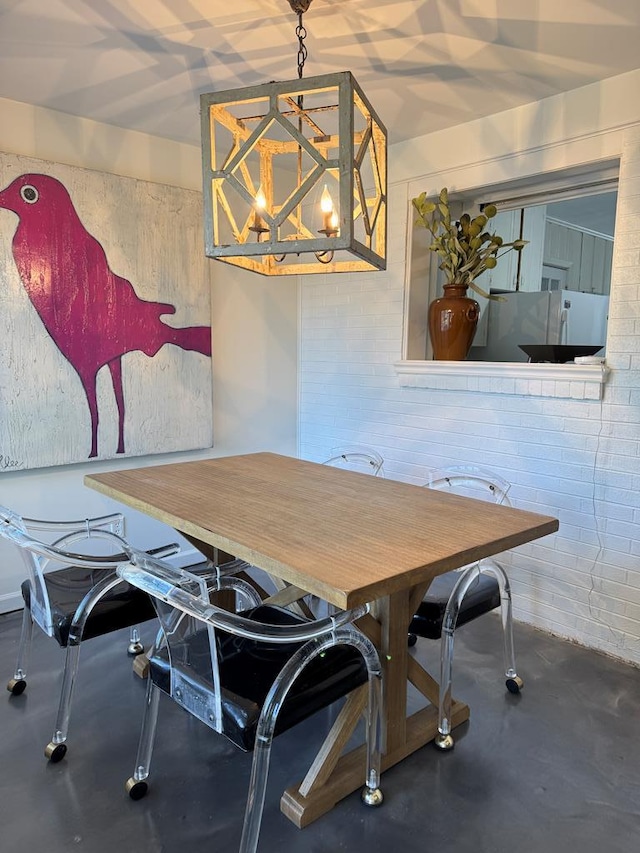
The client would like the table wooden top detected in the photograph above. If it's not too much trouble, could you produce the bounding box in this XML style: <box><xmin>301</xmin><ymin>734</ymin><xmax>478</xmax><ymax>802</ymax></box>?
<box><xmin>85</xmin><ymin>452</ymin><xmax>558</xmax><ymax>609</ymax></box>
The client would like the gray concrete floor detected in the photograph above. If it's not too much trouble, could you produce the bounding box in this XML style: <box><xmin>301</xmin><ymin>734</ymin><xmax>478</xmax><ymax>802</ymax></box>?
<box><xmin>0</xmin><ymin>609</ymin><xmax>638</xmax><ymax>853</ymax></box>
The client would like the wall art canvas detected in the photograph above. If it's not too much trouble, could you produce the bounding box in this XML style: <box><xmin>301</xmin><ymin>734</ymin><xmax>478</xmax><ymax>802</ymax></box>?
<box><xmin>0</xmin><ymin>152</ymin><xmax>213</xmax><ymax>471</ymax></box>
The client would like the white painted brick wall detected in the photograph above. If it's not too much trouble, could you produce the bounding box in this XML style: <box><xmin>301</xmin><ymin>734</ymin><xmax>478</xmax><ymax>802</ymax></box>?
<box><xmin>299</xmin><ymin>128</ymin><xmax>640</xmax><ymax>666</ymax></box>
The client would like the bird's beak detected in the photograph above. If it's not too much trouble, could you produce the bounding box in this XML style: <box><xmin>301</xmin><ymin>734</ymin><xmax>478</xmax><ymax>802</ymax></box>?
<box><xmin>0</xmin><ymin>187</ymin><xmax>17</xmax><ymax>213</ymax></box>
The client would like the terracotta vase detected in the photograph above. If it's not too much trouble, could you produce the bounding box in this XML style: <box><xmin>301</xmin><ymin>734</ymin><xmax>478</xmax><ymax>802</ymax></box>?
<box><xmin>428</xmin><ymin>283</ymin><xmax>480</xmax><ymax>360</ymax></box>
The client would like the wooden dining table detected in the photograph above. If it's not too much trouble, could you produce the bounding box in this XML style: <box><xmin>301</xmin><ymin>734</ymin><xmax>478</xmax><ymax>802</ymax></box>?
<box><xmin>85</xmin><ymin>452</ymin><xmax>558</xmax><ymax>828</ymax></box>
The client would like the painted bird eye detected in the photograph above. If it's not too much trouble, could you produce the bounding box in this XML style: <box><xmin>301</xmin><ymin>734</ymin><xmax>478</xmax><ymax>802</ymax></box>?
<box><xmin>20</xmin><ymin>185</ymin><xmax>39</xmax><ymax>204</ymax></box>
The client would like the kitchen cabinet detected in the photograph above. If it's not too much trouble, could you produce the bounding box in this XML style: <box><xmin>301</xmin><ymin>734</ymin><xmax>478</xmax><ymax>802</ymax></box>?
<box><xmin>544</xmin><ymin>220</ymin><xmax>613</xmax><ymax>294</ymax></box>
<box><xmin>518</xmin><ymin>204</ymin><xmax>546</xmax><ymax>292</ymax></box>
<box><xmin>480</xmin><ymin>205</ymin><xmax>546</xmax><ymax>292</ymax></box>
<box><xmin>481</xmin><ymin>210</ymin><xmax>517</xmax><ymax>291</ymax></box>
<box><xmin>579</xmin><ymin>232</ymin><xmax>613</xmax><ymax>293</ymax></box>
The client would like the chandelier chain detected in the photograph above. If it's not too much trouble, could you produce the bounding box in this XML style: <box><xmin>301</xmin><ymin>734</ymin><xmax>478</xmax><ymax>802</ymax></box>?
<box><xmin>296</xmin><ymin>13</ymin><xmax>307</xmax><ymax>79</ymax></box>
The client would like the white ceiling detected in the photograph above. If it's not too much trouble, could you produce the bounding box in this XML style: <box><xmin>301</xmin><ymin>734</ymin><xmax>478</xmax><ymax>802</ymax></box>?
<box><xmin>546</xmin><ymin>192</ymin><xmax>618</xmax><ymax>237</ymax></box>
<box><xmin>2</xmin><ymin>0</ymin><xmax>640</xmax><ymax>147</ymax></box>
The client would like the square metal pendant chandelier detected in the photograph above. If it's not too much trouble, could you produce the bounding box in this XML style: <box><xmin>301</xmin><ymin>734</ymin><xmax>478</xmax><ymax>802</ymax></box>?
<box><xmin>200</xmin><ymin>1</ymin><xmax>387</xmax><ymax>276</ymax></box>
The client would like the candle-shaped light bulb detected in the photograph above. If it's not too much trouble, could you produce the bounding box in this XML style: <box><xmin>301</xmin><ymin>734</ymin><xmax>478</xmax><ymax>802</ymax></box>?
<box><xmin>255</xmin><ymin>186</ymin><xmax>266</xmax><ymax>212</ymax></box>
<box><xmin>320</xmin><ymin>185</ymin><xmax>334</xmax><ymax>231</ymax></box>
<box><xmin>329</xmin><ymin>209</ymin><xmax>339</xmax><ymax>233</ymax></box>
<box><xmin>252</xmin><ymin>186</ymin><xmax>267</xmax><ymax>232</ymax></box>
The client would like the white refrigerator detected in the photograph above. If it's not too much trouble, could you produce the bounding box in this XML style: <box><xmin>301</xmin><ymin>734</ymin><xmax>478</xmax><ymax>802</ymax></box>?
<box><xmin>470</xmin><ymin>290</ymin><xmax>609</xmax><ymax>362</ymax></box>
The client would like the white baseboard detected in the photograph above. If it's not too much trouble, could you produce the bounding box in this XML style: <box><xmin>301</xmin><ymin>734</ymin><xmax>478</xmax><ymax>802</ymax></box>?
<box><xmin>0</xmin><ymin>592</ymin><xmax>23</xmax><ymax>615</ymax></box>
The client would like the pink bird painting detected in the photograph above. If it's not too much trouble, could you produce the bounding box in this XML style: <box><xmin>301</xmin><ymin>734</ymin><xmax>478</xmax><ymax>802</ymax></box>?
<box><xmin>0</xmin><ymin>172</ymin><xmax>212</xmax><ymax>459</ymax></box>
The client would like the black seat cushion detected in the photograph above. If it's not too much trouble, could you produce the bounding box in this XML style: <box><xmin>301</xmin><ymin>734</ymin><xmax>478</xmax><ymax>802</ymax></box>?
<box><xmin>21</xmin><ymin>570</ymin><xmax>156</xmax><ymax>647</ymax></box>
<box><xmin>149</xmin><ymin>604</ymin><xmax>368</xmax><ymax>751</ymax></box>
<box><xmin>409</xmin><ymin>570</ymin><xmax>501</xmax><ymax>640</ymax></box>
<box><xmin>19</xmin><ymin>545</ymin><xmax>194</xmax><ymax>647</ymax></box>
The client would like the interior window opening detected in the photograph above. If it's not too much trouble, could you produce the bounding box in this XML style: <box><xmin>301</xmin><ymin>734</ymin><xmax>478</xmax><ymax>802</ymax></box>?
<box><xmin>405</xmin><ymin>164</ymin><xmax>619</xmax><ymax>364</ymax></box>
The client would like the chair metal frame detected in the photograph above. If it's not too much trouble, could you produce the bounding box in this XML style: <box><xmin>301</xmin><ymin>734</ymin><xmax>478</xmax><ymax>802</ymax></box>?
<box><xmin>115</xmin><ymin>550</ymin><xmax>384</xmax><ymax>853</ymax></box>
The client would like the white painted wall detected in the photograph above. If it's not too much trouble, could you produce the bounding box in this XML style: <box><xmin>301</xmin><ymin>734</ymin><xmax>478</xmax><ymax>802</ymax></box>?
<box><xmin>299</xmin><ymin>70</ymin><xmax>640</xmax><ymax>665</ymax></box>
<box><xmin>0</xmin><ymin>98</ymin><xmax>298</xmax><ymax>610</ymax></box>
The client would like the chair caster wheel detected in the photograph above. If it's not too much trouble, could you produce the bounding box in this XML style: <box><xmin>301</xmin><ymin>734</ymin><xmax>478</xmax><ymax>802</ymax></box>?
<box><xmin>434</xmin><ymin>733</ymin><xmax>454</xmax><ymax>751</ymax></box>
<box><xmin>45</xmin><ymin>742</ymin><xmax>67</xmax><ymax>763</ymax></box>
<box><xmin>361</xmin><ymin>786</ymin><xmax>383</xmax><ymax>807</ymax></box>
<box><xmin>126</xmin><ymin>778</ymin><xmax>148</xmax><ymax>800</ymax></box>
<box><xmin>506</xmin><ymin>675</ymin><xmax>523</xmax><ymax>694</ymax></box>
<box><xmin>127</xmin><ymin>641</ymin><xmax>145</xmax><ymax>656</ymax></box>
<box><xmin>407</xmin><ymin>633</ymin><xmax>417</xmax><ymax>647</ymax></box>
<box><xmin>7</xmin><ymin>678</ymin><xmax>27</xmax><ymax>696</ymax></box>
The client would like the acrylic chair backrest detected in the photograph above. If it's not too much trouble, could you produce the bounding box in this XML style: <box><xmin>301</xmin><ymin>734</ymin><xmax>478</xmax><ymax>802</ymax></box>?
<box><xmin>134</xmin><ymin>563</ymin><xmax>256</xmax><ymax>733</ymax></box>
<box><xmin>426</xmin><ymin>466</ymin><xmax>511</xmax><ymax>507</ymax></box>
<box><xmin>323</xmin><ymin>446</ymin><xmax>385</xmax><ymax>476</ymax></box>
<box><xmin>0</xmin><ymin>505</ymin><xmax>126</xmax><ymax>639</ymax></box>
<box><xmin>117</xmin><ymin>551</ymin><xmax>371</xmax><ymax>736</ymax></box>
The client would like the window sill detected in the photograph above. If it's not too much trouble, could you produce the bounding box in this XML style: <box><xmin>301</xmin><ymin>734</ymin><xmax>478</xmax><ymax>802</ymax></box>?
<box><xmin>394</xmin><ymin>360</ymin><xmax>609</xmax><ymax>400</ymax></box>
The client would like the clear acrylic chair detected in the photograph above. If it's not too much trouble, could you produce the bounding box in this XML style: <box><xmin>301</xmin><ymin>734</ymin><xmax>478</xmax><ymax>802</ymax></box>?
<box><xmin>408</xmin><ymin>466</ymin><xmax>522</xmax><ymax>750</ymax></box>
<box><xmin>323</xmin><ymin>446</ymin><xmax>385</xmax><ymax>476</ymax></box>
<box><xmin>117</xmin><ymin>551</ymin><xmax>383</xmax><ymax>853</ymax></box>
<box><xmin>0</xmin><ymin>506</ymin><xmax>178</xmax><ymax>761</ymax></box>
